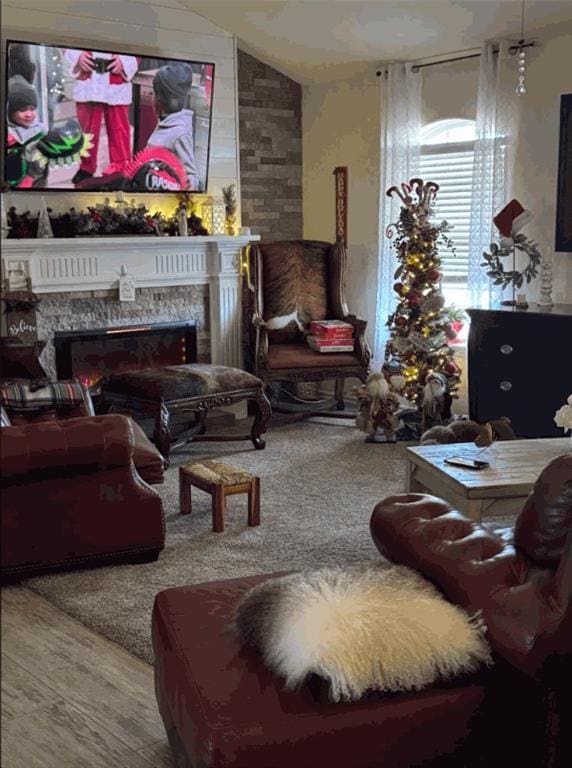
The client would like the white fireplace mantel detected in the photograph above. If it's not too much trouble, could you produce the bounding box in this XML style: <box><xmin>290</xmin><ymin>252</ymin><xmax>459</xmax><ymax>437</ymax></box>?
<box><xmin>1</xmin><ymin>235</ymin><xmax>260</xmax><ymax>369</ymax></box>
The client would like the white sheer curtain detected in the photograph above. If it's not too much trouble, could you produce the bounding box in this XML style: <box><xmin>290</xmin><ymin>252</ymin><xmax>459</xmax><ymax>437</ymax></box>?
<box><xmin>467</xmin><ymin>42</ymin><xmax>515</xmax><ymax>308</ymax></box>
<box><xmin>374</xmin><ymin>62</ymin><xmax>422</xmax><ymax>366</ymax></box>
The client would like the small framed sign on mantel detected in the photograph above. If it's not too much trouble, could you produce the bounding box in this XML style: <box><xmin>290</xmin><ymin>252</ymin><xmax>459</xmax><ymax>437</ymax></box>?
<box><xmin>118</xmin><ymin>265</ymin><xmax>136</xmax><ymax>302</ymax></box>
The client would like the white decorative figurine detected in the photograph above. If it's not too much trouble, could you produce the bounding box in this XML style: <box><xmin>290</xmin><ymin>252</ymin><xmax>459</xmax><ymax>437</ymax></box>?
<box><xmin>538</xmin><ymin>255</ymin><xmax>554</xmax><ymax>308</ymax></box>
<box><xmin>178</xmin><ymin>205</ymin><xmax>188</xmax><ymax>237</ymax></box>
<box><xmin>37</xmin><ymin>196</ymin><xmax>53</xmax><ymax>238</ymax></box>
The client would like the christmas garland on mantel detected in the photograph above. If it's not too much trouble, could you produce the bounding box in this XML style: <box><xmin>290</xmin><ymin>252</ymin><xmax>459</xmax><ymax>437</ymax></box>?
<box><xmin>4</xmin><ymin>200</ymin><xmax>208</xmax><ymax>239</ymax></box>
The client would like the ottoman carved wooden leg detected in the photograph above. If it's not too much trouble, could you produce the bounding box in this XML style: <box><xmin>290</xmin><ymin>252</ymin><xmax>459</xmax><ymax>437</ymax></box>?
<box><xmin>250</xmin><ymin>389</ymin><xmax>272</xmax><ymax>450</ymax></box>
<box><xmin>153</xmin><ymin>401</ymin><xmax>172</xmax><ymax>466</ymax></box>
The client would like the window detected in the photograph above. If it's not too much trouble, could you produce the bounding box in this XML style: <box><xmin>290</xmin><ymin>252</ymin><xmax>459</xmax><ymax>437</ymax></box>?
<box><xmin>420</xmin><ymin>119</ymin><xmax>475</xmax><ymax>311</ymax></box>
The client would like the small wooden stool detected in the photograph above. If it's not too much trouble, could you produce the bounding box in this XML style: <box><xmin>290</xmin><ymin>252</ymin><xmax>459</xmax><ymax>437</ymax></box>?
<box><xmin>179</xmin><ymin>460</ymin><xmax>260</xmax><ymax>533</ymax></box>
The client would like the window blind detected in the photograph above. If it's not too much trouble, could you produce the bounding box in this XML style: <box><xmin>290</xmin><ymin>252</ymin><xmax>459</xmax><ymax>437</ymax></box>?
<box><xmin>420</xmin><ymin>141</ymin><xmax>474</xmax><ymax>285</ymax></box>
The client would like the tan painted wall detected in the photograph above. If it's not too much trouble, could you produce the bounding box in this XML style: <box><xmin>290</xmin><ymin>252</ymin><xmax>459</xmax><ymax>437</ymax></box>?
<box><xmin>302</xmin><ymin>31</ymin><xmax>572</xmax><ymax>414</ymax></box>
<box><xmin>302</xmin><ymin>71</ymin><xmax>381</xmax><ymax>351</ymax></box>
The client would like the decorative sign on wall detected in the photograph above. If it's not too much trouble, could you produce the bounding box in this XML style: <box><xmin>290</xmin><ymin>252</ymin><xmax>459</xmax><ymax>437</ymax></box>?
<box><xmin>2</xmin><ymin>290</ymin><xmax>41</xmax><ymax>343</ymax></box>
<box><xmin>118</xmin><ymin>265</ymin><xmax>136</xmax><ymax>302</ymax></box>
<box><xmin>333</xmin><ymin>166</ymin><xmax>348</xmax><ymax>248</ymax></box>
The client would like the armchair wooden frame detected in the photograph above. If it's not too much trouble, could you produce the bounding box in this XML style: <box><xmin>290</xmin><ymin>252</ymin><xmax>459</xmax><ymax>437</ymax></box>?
<box><xmin>243</xmin><ymin>240</ymin><xmax>371</xmax><ymax>414</ymax></box>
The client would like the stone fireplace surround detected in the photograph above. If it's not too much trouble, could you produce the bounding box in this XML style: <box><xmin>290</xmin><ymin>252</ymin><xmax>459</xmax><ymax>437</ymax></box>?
<box><xmin>1</xmin><ymin>235</ymin><xmax>259</xmax><ymax>380</ymax></box>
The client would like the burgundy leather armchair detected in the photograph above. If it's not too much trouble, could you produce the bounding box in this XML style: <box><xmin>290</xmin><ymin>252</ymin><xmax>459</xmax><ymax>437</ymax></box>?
<box><xmin>0</xmin><ymin>379</ymin><xmax>165</xmax><ymax>486</ymax></box>
<box><xmin>1</xmin><ymin>414</ymin><xmax>165</xmax><ymax>582</ymax></box>
<box><xmin>371</xmin><ymin>453</ymin><xmax>572</xmax><ymax>768</ymax></box>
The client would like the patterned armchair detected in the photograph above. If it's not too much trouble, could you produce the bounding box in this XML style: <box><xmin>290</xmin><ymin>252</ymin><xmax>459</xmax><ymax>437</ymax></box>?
<box><xmin>243</xmin><ymin>240</ymin><xmax>371</xmax><ymax>409</ymax></box>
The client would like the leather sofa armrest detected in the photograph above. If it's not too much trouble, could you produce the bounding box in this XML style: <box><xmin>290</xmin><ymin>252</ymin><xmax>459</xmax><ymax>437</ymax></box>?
<box><xmin>370</xmin><ymin>493</ymin><xmax>519</xmax><ymax>609</ymax></box>
<box><xmin>1</xmin><ymin>415</ymin><xmax>135</xmax><ymax>479</ymax></box>
<box><xmin>371</xmin><ymin>492</ymin><xmax>572</xmax><ymax>682</ymax></box>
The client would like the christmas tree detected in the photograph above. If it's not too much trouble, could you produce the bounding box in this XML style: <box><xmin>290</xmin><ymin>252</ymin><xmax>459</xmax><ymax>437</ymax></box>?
<box><xmin>383</xmin><ymin>178</ymin><xmax>461</xmax><ymax>410</ymax></box>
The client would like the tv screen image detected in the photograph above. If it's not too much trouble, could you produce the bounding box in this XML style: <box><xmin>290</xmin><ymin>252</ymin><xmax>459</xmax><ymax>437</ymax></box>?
<box><xmin>4</xmin><ymin>40</ymin><xmax>215</xmax><ymax>193</ymax></box>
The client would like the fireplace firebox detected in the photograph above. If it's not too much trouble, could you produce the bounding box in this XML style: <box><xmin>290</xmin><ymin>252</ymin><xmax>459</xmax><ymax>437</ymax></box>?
<box><xmin>54</xmin><ymin>321</ymin><xmax>197</xmax><ymax>391</ymax></box>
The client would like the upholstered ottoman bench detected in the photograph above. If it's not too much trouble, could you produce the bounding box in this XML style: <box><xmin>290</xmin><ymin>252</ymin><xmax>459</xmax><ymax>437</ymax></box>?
<box><xmin>152</xmin><ymin>573</ymin><xmax>490</xmax><ymax>768</ymax></box>
<box><xmin>100</xmin><ymin>364</ymin><xmax>271</xmax><ymax>464</ymax></box>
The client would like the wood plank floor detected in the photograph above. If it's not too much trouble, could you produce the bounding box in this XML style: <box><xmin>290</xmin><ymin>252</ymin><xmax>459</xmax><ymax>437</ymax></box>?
<box><xmin>1</xmin><ymin>586</ymin><xmax>172</xmax><ymax>768</ymax></box>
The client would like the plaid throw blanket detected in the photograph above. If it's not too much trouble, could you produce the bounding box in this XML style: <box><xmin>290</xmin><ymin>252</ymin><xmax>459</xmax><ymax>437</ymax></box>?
<box><xmin>0</xmin><ymin>380</ymin><xmax>85</xmax><ymax>411</ymax></box>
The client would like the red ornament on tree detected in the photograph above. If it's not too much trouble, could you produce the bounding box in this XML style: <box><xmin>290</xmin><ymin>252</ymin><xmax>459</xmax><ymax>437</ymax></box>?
<box><xmin>393</xmin><ymin>282</ymin><xmax>404</xmax><ymax>295</ymax></box>
<box><xmin>427</xmin><ymin>270</ymin><xmax>441</xmax><ymax>282</ymax></box>
<box><xmin>395</xmin><ymin>316</ymin><xmax>407</xmax><ymax>328</ymax></box>
<box><xmin>445</xmin><ymin>362</ymin><xmax>457</xmax><ymax>374</ymax></box>
<box><xmin>408</xmin><ymin>292</ymin><xmax>421</xmax><ymax>307</ymax></box>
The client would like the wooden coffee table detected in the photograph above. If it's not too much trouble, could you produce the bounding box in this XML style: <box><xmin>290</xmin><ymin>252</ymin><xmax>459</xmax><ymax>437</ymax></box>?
<box><xmin>405</xmin><ymin>438</ymin><xmax>570</xmax><ymax>520</ymax></box>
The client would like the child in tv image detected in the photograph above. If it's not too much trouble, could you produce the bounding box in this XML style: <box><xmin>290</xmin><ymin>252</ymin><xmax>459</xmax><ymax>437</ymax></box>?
<box><xmin>64</xmin><ymin>49</ymin><xmax>139</xmax><ymax>185</ymax></box>
<box><xmin>147</xmin><ymin>62</ymin><xmax>200</xmax><ymax>190</ymax></box>
<box><xmin>5</xmin><ymin>75</ymin><xmax>48</xmax><ymax>188</ymax></box>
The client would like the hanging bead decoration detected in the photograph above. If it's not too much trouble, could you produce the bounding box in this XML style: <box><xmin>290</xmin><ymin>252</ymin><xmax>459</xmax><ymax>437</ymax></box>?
<box><xmin>516</xmin><ymin>45</ymin><xmax>527</xmax><ymax>96</ymax></box>
<box><xmin>515</xmin><ymin>1</ymin><xmax>527</xmax><ymax>96</ymax></box>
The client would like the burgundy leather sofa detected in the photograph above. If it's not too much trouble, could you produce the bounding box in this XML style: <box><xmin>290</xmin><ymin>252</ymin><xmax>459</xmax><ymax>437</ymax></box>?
<box><xmin>151</xmin><ymin>454</ymin><xmax>571</xmax><ymax>768</ymax></box>
<box><xmin>371</xmin><ymin>452</ymin><xmax>572</xmax><ymax>768</ymax></box>
<box><xmin>1</xmin><ymin>414</ymin><xmax>165</xmax><ymax>582</ymax></box>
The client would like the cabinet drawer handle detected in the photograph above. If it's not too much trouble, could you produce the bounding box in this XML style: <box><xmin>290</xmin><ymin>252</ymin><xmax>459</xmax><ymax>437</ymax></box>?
<box><xmin>499</xmin><ymin>380</ymin><xmax>512</xmax><ymax>391</ymax></box>
<box><xmin>500</xmin><ymin>344</ymin><xmax>513</xmax><ymax>355</ymax></box>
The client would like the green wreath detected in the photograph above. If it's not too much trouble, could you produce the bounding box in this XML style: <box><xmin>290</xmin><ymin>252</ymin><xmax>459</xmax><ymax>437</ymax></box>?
<box><xmin>481</xmin><ymin>234</ymin><xmax>542</xmax><ymax>289</ymax></box>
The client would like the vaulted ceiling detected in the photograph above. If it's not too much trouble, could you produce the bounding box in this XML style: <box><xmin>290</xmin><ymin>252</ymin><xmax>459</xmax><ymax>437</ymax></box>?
<box><xmin>185</xmin><ymin>0</ymin><xmax>572</xmax><ymax>83</ymax></box>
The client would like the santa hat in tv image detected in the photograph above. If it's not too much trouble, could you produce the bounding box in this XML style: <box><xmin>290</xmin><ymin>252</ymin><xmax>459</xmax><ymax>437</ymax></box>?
<box><xmin>7</xmin><ymin>75</ymin><xmax>38</xmax><ymax>118</ymax></box>
<box><xmin>493</xmin><ymin>199</ymin><xmax>533</xmax><ymax>249</ymax></box>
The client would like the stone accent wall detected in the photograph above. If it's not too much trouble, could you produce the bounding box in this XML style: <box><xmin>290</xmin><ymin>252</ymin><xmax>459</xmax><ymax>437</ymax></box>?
<box><xmin>37</xmin><ymin>285</ymin><xmax>210</xmax><ymax>379</ymax></box>
<box><xmin>238</xmin><ymin>50</ymin><xmax>302</xmax><ymax>241</ymax></box>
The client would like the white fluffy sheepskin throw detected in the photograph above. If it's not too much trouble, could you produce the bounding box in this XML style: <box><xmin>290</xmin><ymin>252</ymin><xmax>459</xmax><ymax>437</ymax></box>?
<box><xmin>234</xmin><ymin>564</ymin><xmax>492</xmax><ymax>702</ymax></box>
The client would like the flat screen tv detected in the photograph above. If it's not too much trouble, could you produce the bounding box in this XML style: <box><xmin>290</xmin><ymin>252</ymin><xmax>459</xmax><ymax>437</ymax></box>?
<box><xmin>4</xmin><ymin>40</ymin><xmax>215</xmax><ymax>193</ymax></box>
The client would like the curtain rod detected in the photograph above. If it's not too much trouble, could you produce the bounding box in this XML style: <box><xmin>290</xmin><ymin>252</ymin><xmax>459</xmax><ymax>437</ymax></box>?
<box><xmin>375</xmin><ymin>41</ymin><xmax>535</xmax><ymax>77</ymax></box>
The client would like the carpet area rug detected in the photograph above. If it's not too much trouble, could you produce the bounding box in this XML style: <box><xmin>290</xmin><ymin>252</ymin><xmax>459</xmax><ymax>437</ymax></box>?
<box><xmin>24</xmin><ymin>418</ymin><xmax>517</xmax><ymax>665</ymax></box>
